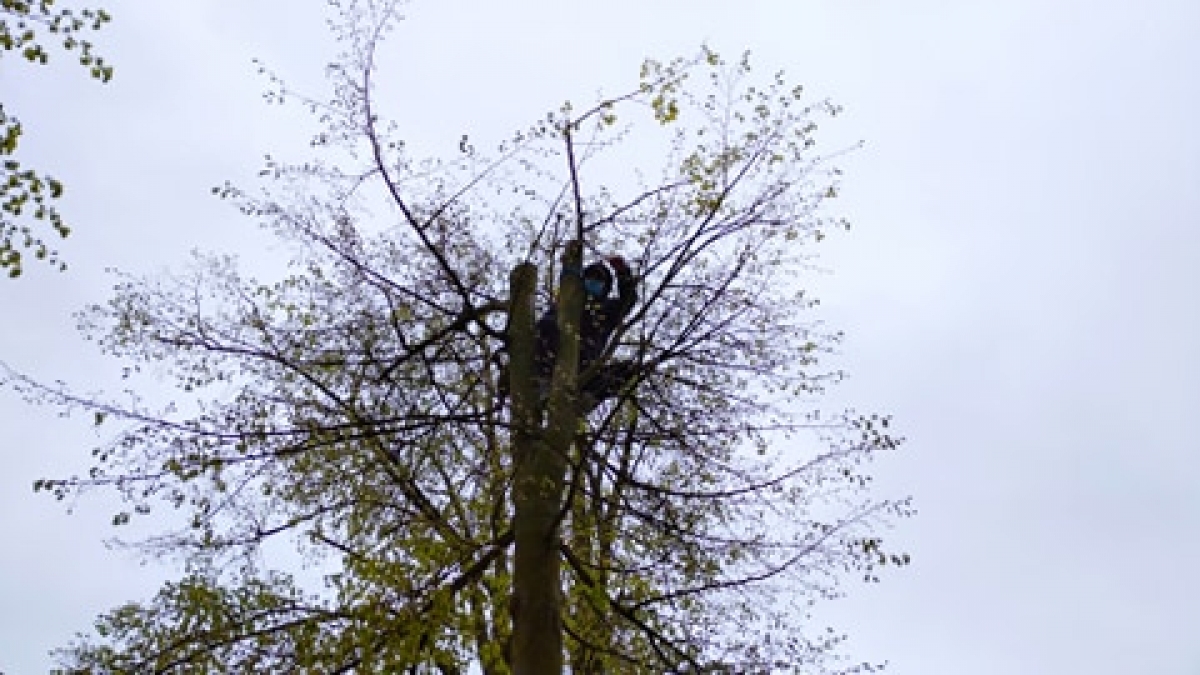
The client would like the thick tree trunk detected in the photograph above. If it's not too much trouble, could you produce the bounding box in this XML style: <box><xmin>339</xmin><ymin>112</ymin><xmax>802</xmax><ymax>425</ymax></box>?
<box><xmin>509</xmin><ymin>242</ymin><xmax>583</xmax><ymax>675</ymax></box>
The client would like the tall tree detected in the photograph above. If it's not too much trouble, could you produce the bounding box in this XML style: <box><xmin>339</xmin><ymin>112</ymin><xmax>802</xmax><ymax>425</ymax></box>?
<box><xmin>0</xmin><ymin>0</ymin><xmax>113</xmax><ymax>277</ymax></box>
<box><xmin>15</xmin><ymin>2</ymin><xmax>911</xmax><ymax>672</ymax></box>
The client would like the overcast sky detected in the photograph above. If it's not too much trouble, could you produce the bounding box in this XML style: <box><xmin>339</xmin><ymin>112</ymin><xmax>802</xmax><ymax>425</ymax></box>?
<box><xmin>2</xmin><ymin>1</ymin><xmax>1198</xmax><ymax>673</ymax></box>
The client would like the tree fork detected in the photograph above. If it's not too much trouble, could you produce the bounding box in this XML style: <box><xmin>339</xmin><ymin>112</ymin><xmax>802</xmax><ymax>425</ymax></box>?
<box><xmin>510</xmin><ymin>239</ymin><xmax>584</xmax><ymax>675</ymax></box>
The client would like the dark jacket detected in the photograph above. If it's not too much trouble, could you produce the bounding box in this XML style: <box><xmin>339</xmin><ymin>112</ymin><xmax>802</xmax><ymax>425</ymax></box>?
<box><xmin>535</xmin><ymin>266</ymin><xmax>636</xmax><ymax>380</ymax></box>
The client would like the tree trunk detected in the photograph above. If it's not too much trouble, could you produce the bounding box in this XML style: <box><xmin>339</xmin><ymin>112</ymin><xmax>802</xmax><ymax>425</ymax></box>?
<box><xmin>509</xmin><ymin>242</ymin><xmax>583</xmax><ymax>675</ymax></box>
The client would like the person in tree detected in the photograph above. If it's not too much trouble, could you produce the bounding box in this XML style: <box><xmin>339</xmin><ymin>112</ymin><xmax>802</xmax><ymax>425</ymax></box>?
<box><xmin>535</xmin><ymin>255</ymin><xmax>638</xmax><ymax>405</ymax></box>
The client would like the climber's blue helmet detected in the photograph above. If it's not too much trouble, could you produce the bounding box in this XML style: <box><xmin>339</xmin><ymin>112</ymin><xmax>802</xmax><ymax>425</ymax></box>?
<box><xmin>582</xmin><ymin>261</ymin><xmax>613</xmax><ymax>300</ymax></box>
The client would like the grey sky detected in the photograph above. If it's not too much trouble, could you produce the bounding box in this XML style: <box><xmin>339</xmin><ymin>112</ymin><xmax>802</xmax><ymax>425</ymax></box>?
<box><xmin>2</xmin><ymin>1</ymin><xmax>1198</xmax><ymax>673</ymax></box>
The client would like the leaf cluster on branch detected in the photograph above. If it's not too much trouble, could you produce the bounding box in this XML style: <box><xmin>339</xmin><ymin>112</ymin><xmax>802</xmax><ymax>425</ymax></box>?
<box><xmin>0</xmin><ymin>0</ymin><xmax>113</xmax><ymax>277</ymax></box>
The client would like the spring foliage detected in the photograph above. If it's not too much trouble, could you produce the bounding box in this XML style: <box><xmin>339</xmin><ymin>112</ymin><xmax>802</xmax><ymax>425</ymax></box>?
<box><xmin>0</xmin><ymin>0</ymin><xmax>113</xmax><ymax>277</ymax></box>
<box><xmin>14</xmin><ymin>1</ymin><xmax>912</xmax><ymax>672</ymax></box>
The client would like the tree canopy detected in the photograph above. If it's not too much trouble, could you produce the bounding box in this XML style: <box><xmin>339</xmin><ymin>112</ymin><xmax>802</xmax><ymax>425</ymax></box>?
<box><xmin>0</xmin><ymin>0</ymin><xmax>113</xmax><ymax>277</ymax></box>
<box><xmin>12</xmin><ymin>2</ymin><xmax>912</xmax><ymax>672</ymax></box>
